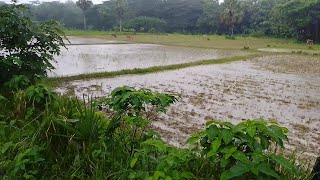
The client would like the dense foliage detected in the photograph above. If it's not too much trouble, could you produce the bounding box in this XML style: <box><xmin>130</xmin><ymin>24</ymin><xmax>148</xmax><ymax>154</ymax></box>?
<box><xmin>0</xmin><ymin>4</ymin><xmax>65</xmax><ymax>90</ymax></box>
<box><xmin>1</xmin><ymin>0</ymin><xmax>319</xmax><ymax>42</ymax></box>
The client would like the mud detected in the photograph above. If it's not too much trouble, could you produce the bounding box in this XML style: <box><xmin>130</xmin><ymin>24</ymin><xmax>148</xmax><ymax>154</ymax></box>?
<box><xmin>57</xmin><ymin>55</ymin><xmax>320</xmax><ymax>158</ymax></box>
<box><xmin>258</xmin><ymin>48</ymin><xmax>320</xmax><ymax>54</ymax></box>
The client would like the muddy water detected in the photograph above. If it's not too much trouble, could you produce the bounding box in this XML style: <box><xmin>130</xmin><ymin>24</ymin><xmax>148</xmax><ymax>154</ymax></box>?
<box><xmin>49</xmin><ymin>44</ymin><xmax>249</xmax><ymax>77</ymax></box>
<box><xmin>57</xmin><ymin>55</ymin><xmax>320</xmax><ymax>158</ymax></box>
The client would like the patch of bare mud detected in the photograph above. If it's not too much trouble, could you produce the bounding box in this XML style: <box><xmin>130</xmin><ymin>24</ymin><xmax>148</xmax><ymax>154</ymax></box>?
<box><xmin>57</xmin><ymin>55</ymin><xmax>320</xmax><ymax>159</ymax></box>
<box><xmin>253</xmin><ymin>55</ymin><xmax>320</xmax><ymax>75</ymax></box>
<box><xmin>258</xmin><ymin>48</ymin><xmax>320</xmax><ymax>54</ymax></box>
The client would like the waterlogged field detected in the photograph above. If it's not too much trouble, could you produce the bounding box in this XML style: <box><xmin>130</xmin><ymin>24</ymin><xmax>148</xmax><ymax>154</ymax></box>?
<box><xmin>57</xmin><ymin>54</ymin><xmax>320</xmax><ymax>159</ymax></box>
<box><xmin>50</xmin><ymin>37</ymin><xmax>249</xmax><ymax>77</ymax></box>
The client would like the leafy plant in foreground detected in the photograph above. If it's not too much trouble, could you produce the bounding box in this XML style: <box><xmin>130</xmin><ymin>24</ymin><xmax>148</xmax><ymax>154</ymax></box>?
<box><xmin>4</xmin><ymin>75</ymin><xmax>31</xmax><ymax>92</ymax></box>
<box><xmin>0</xmin><ymin>4</ymin><xmax>65</xmax><ymax>89</ymax></box>
<box><xmin>130</xmin><ymin>139</ymin><xmax>195</xmax><ymax>180</ymax></box>
<box><xmin>188</xmin><ymin>120</ymin><xmax>298</xmax><ymax>180</ymax></box>
<box><xmin>98</xmin><ymin>86</ymin><xmax>177</xmax><ymax>140</ymax></box>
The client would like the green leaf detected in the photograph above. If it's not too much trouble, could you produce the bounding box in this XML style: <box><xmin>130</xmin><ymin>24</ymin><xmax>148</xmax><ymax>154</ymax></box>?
<box><xmin>221</xmin><ymin>157</ymin><xmax>230</xmax><ymax>168</ymax></box>
<box><xmin>221</xmin><ymin>129</ymin><xmax>234</xmax><ymax>144</ymax></box>
<box><xmin>153</xmin><ymin>171</ymin><xmax>165</xmax><ymax>180</ymax></box>
<box><xmin>247</xmin><ymin>125</ymin><xmax>256</xmax><ymax>137</ymax></box>
<box><xmin>142</xmin><ymin>139</ymin><xmax>167</xmax><ymax>151</ymax></box>
<box><xmin>269</xmin><ymin>125</ymin><xmax>288</xmax><ymax>141</ymax></box>
<box><xmin>1</xmin><ymin>141</ymin><xmax>14</xmax><ymax>154</ymax></box>
<box><xmin>252</xmin><ymin>152</ymin><xmax>266</xmax><ymax>164</ymax></box>
<box><xmin>0</xmin><ymin>95</ymin><xmax>7</xmax><ymax>102</ymax></box>
<box><xmin>207</xmin><ymin>138</ymin><xmax>221</xmax><ymax>157</ymax></box>
<box><xmin>260</xmin><ymin>136</ymin><xmax>270</xmax><ymax>150</ymax></box>
<box><xmin>180</xmin><ymin>172</ymin><xmax>195</xmax><ymax>179</ymax></box>
<box><xmin>232</xmin><ymin>150</ymin><xmax>251</xmax><ymax>165</ymax></box>
<box><xmin>130</xmin><ymin>158</ymin><xmax>138</xmax><ymax>168</ymax></box>
<box><xmin>129</xmin><ymin>172</ymin><xmax>136</xmax><ymax>179</ymax></box>
<box><xmin>220</xmin><ymin>163</ymin><xmax>250</xmax><ymax>180</ymax></box>
<box><xmin>257</xmin><ymin>163</ymin><xmax>280</xmax><ymax>179</ymax></box>
<box><xmin>232</xmin><ymin>123</ymin><xmax>246</xmax><ymax>132</ymax></box>
<box><xmin>270</xmin><ymin>154</ymin><xmax>297</xmax><ymax>176</ymax></box>
<box><xmin>186</xmin><ymin>134</ymin><xmax>200</xmax><ymax>144</ymax></box>
<box><xmin>10</xmin><ymin>120</ymin><xmax>16</xmax><ymax>126</ymax></box>
<box><xmin>225</xmin><ymin>147</ymin><xmax>237</xmax><ymax>159</ymax></box>
<box><xmin>207</xmin><ymin>125</ymin><xmax>220</xmax><ymax>141</ymax></box>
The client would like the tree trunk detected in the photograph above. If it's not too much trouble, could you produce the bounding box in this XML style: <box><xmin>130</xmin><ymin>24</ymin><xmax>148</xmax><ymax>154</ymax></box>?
<box><xmin>314</xmin><ymin>18</ymin><xmax>319</xmax><ymax>43</ymax></box>
<box><xmin>231</xmin><ymin>25</ymin><xmax>234</xmax><ymax>36</ymax></box>
<box><xmin>119</xmin><ymin>18</ymin><xmax>122</xmax><ymax>32</ymax></box>
<box><xmin>83</xmin><ymin>12</ymin><xmax>87</xmax><ymax>30</ymax></box>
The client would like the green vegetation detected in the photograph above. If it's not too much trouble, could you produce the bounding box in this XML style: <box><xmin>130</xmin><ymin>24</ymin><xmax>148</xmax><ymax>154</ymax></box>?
<box><xmin>0</xmin><ymin>4</ymin><xmax>65</xmax><ymax>90</ymax></box>
<box><xmin>2</xmin><ymin>0</ymin><xmax>319</xmax><ymax>43</ymax></box>
<box><xmin>63</xmin><ymin>30</ymin><xmax>320</xmax><ymax>50</ymax></box>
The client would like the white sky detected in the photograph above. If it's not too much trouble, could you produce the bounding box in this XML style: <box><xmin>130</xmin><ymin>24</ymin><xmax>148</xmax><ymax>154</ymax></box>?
<box><xmin>3</xmin><ymin>0</ymin><xmax>107</xmax><ymax>4</ymax></box>
<box><xmin>2</xmin><ymin>0</ymin><xmax>223</xmax><ymax>5</ymax></box>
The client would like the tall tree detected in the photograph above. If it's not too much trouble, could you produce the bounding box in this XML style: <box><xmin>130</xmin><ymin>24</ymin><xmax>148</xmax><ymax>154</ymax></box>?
<box><xmin>76</xmin><ymin>0</ymin><xmax>93</xmax><ymax>30</ymax></box>
<box><xmin>197</xmin><ymin>0</ymin><xmax>221</xmax><ymax>34</ymax></box>
<box><xmin>272</xmin><ymin>0</ymin><xmax>320</xmax><ymax>42</ymax></box>
<box><xmin>115</xmin><ymin>0</ymin><xmax>127</xmax><ymax>32</ymax></box>
<box><xmin>220</xmin><ymin>0</ymin><xmax>243</xmax><ymax>36</ymax></box>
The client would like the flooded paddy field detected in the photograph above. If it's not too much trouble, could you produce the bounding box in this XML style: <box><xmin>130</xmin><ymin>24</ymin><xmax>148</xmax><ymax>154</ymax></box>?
<box><xmin>57</xmin><ymin>55</ymin><xmax>320</xmax><ymax>158</ymax></box>
<box><xmin>49</xmin><ymin>43</ymin><xmax>249</xmax><ymax>77</ymax></box>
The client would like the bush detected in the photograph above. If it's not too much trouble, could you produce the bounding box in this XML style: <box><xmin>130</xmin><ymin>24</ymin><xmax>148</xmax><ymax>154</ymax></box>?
<box><xmin>188</xmin><ymin>120</ymin><xmax>297</xmax><ymax>179</ymax></box>
<box><xmin>225</xmin><ymin>35</ymin><xmax>236</xmax><ymax>40</ymax></box>
<box><xmin>250</xmin><ymin>31</ymin><xmax>265</xmax><ymax>38</ymax></box>
<box><xmin>0</xmin><ymin>5</ymin><xmax>65</xmax><ymax>89</ymax></box>
<box><xmin>124</xmin><ymin>16</ymin><xmax>167</xmax><ymax>33</ymax></box>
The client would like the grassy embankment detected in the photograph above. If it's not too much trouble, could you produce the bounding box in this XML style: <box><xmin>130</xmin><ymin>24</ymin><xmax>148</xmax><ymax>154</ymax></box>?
<box><xmin>64</xmin><ymin>29</ymin><xmax>320</xmax><ymax>50</ymax></box>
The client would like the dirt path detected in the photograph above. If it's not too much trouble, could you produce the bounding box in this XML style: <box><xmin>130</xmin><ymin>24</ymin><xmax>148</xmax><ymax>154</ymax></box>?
<box><xmin>57</xmin><ymin>55</ymin><xmax>320</xmax><ymax>158</ymax></box>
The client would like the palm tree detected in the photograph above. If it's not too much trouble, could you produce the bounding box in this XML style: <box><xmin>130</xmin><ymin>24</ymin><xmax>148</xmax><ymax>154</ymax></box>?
<box><xmin>220</xmin><ymin>0</ymin><xmax>243</xmax><ymax>36</ymax></box>
<box><xmin>76</xmin><ymin>0</ymin><xmax>93</xmax><ymax>30</ymax></box>
<box><xmin>115</xmin><ymin>0</ymin><xmax>127</xmax><ymax>32</ymax></box>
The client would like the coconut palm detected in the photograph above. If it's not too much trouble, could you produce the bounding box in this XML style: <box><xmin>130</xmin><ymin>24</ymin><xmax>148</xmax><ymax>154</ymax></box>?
<box><xmin>76</xmin><ymin>0</ymin><xmax>93</xmax><ymax>30</ymax></box>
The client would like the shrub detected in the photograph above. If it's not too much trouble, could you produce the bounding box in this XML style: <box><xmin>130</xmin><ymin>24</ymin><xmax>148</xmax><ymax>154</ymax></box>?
<box><xmin>124</xmin><ymin>16</ymin><xmax>167</xmax><ymax>33</ymax></box>
<box><xmin>4</xmin><ymin>75</ymin><xmax>31</xmax><ymax>92</ymax></box>
<box><xmin>0</xmin><ymin>4</ymin><xmax>65</xmax><ymax>88</ymax></box>
<box><xmin>225</xmin><ymin>35</ymin><xmax>236</xmax><ymax>40</ymax></box>
<box><xmin>188</xmin><ymin>120</ymin><xmax>299</xmax><ymax>179</ymax></box>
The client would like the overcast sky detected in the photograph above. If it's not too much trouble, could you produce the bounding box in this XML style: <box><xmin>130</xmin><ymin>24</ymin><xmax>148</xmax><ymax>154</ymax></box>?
<box><xmin>3</xmin><ymin>0</ymin><xmax>106</xmax><ymax>4</ymax></box>
<box><xmin>3</xmin><ymin>0</ymin><xmax>223</xmax><ymax>5</ymax></box>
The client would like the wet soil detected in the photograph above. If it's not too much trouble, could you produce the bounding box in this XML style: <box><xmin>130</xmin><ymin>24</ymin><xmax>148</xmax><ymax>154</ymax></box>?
<box><xmin>57</xmin><ymin>55</ymin><xmax>320</xmax><ymax>158</ymax></box>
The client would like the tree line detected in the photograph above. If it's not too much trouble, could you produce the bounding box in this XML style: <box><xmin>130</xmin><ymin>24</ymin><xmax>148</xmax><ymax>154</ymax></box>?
<box><xmin>1</xmin><ymin>0</ymin><xmax>319</xmax><ymax>42</ymax></box>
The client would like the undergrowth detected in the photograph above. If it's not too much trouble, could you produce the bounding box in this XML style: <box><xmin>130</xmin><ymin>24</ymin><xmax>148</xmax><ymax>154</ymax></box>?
<box><xmin>0</xmin><ymin>85</ymin><xmax>314</xmax><ymax>179</ymax></box>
